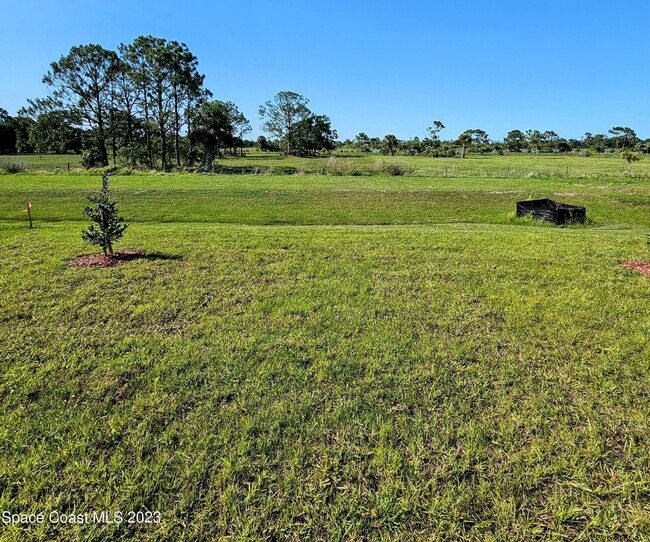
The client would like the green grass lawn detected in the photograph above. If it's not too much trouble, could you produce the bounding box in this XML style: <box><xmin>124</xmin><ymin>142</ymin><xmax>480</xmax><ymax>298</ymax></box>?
<box><xmin>1</xmin><ymin>171</ymin><xmax>649</xmax><ymax>228</ymax></box>
<box><xmin>1</xmin><ymin>162</ymin><xmax>650</xmax><ymax>540</ymax></box>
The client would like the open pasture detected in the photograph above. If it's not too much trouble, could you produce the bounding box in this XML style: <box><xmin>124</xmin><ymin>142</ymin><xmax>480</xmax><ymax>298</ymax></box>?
<box><xmin>2</xmin><ymin>152</ymin><xmax>649</xmax><ymax>178</ymax></box>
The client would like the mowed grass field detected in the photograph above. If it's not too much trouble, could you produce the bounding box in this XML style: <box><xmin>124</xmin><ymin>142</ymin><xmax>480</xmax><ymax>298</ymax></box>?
<box><xmin>2</xmin><ymin>151</ymin><xmax>649</xmax><ymax>177</ymax></box>
<box><xmin>1</xmin><ymin>156</ymin><xmax>650</xmax><ymax>540</ymax></box>
<box><xmin>226</xmin><ymin>151</ymin><xmax>650</xmax><ymax>178</ymax></box>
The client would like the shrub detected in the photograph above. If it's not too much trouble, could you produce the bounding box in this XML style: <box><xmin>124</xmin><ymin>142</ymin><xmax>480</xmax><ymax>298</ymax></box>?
<box><xmin>585</xmin><ymin>148</ymin><xmax>596</xmax><ymax>157</ymax></box>
<box><xmin>424</xmin><ymin>144</ymin><xmax>456</xmax><ymax>158</ymax></box>
<box><xmin>0</xmin><ymin>161</ymin><xmax>26</xmax><ymax>173</ymax></box>
<box><xmin>621</xmin><ymin>150</ymin><xmax>640</xmax><ymax>164</ymax></box>
<box><xmin>81</xmin><ymin>148</ymin><xmax>105</xmax><ymax>169</ymax></box>
<box><xmin>82</xmin><ymin>173</ymin><xmax>128</xmax><ymax>255</ymax></box>
<box><xmin>372</xmin><ymin>161</ymin><xmax>414</xmax><ymax>176</ymax></box>
<box><xmin>321</xmin><ymin>156</ymin><xmax>362</xmax><ymax>176</ymax></box>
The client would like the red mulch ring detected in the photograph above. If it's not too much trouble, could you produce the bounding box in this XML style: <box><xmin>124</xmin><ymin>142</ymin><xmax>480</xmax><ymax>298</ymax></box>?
<box><xmin>69</xmin><ymin>249</ymin><xmax>146</xmax><ymax>268</ymax></box>
<box><xmin>620</xmin><ymin>261</ymin><xmax>650</xmax><ymax>276</ymax></box>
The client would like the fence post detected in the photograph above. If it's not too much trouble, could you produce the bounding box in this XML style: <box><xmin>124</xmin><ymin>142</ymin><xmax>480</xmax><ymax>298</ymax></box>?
<box><xmin>67</xmin><ymin>162</ymin><xmax>70</xmax><ymax>172</ymax></box>
<box><xmin>565</xmin><ymin>166</ymin><xmax>569</xmax><ymax>178</ymax></box>
<box><xmin>445</xmin><ymin>166</ymin><xmax>448</xmax><ymax>176</ymax></box>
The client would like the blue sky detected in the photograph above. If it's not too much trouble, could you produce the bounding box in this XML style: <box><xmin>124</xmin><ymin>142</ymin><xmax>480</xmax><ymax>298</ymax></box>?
<box><xmin>1</xmin><ymin>0</ymin><xmax>648</xmax><ymax>141</ymax></box>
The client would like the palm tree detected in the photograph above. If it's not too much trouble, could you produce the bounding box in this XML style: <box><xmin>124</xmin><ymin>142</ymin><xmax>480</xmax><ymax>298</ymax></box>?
<box><xmin>383</xmin><ymin>134</ymin><xmax>399</xmax><ymax>156</ymax></box>
<box><xmin>190</xmin><ymin>101</ymin><xmax>232</xmax><ymax>171</ymax></box>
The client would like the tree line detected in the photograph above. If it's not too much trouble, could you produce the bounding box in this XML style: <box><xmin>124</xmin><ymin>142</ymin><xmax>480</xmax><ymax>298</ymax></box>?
<box><xmin>0</xmin><ymin>37</ymin><xmax>647</xmax><ymax>168</ymax></box>
<box><xmin>343</xmin><ymin>125</ymin><xmax>647</xmax><ymax>157</ymax></box>
<box><xmin>0</xmin><ymin>38</ymin><xmax>333</xmax><ymax>170</ymax></box>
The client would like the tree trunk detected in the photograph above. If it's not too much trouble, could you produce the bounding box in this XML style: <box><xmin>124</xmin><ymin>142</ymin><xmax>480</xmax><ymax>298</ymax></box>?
<box><xmin>143</xmin><ymin>90</ymin><xmax>153</xmax><ymax>169</ymax></box>
<box><xmin>186</xmin><ymin>106</ymin><xmax>193</xmax><ymax>165</ymax></box>
<box><xmin>126</xmin><ymin>113</ymin><xmax>133</xmax><ymax>145</ymax></box>
<box><xmin>160</xmin><ymin>124</ymin><xmax>167</xmax><ymax>171</ymax></box>
<box><xmin>205</xmin><ymin>149</ymin><xmax>214</xmax><ymax>172</ymax></box>
<box><xmin>95</xmin><ymin>107</ymin><xmax>109</xmax><ymax>167</ymax></box>
<box><xmin>109</xmin><ymin>82</ymin><xmax>117</xmax><ymax>165</ymax></box>
<box><xmin>110</xmin><ymin>116</ymin><xmax>117</xmax><ymax>165</ymax></box>
<box><xmin>97</xmin><ymin>129</ymin><xmax>109</xmax><ymax>166</ymax></box>
<box><xmin>158</xmin><ymin>89</ymin><xmax>167</xmax><ymax>171</ymax></box>
<box><xmin>461</xmin><ymin>143</ymin><xmax>466</xmax><ymax>159</ymax></box>
<box><xmin>173</xmin><ymin>86</ymin><xmax>181</xmax><ymax>167</ymax></box>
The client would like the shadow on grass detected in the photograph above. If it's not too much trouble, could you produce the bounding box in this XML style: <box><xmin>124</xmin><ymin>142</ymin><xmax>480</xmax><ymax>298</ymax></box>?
<box><xmin>68</xmin><ymin>250</ymin><xmax>183</xmax><ymax>268</ymax></box>
<box><xmin>212</xmin><ymin>164</ymin><xmax>298</xmax><ymax>175</ymax></box>
<box><xmin>138</xmin><ymin>251</ymin><xmax>183</xmax><ymax>261</ymax></box>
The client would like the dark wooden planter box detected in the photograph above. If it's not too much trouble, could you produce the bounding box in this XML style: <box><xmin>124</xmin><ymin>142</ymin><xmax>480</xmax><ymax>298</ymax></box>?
<box><xmin>516</xmin><ymin>199</ymin><xmax>586</xmax><ymax>225</ymax></box>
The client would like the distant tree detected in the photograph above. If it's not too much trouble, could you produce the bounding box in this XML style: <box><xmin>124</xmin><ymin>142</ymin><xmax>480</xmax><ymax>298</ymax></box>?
<box><xmin>382</xmin><ymin>134</ymin><xmax>399</xmax><ymax>155</ymax></box>
<box><xmin>120</xmin><ymin>40</ymin><xmax>156</xmax><ymax>168</ymax></box>
<box><xmin>0</xmin><ymin>109</ymin><xmax>16</xmax><ymax>153</ymax></box>
<box><xmin>82</xmin><ymin>174</ymin><xmax>128</xmax><ymax>255</ymax></box>
<box><xmin>169</xmin><ymin>45</ymin><xmax>206</xmax><ymax>167</ymax></box>
<box><xmin>623</xmin><ymin>128</ymin><xmax>638</xmax><ymax>149</ymax></box>
<box><xmin>504</xmin><ymin>129</ymin><xmax>526</xmax><ymax>152</ymax></box>
<box><xmin>257</xmin><ymin>135</ymin><xmax>269</xmax><ymax>151</ymax></box>
<box><xmin>456</xmin><ymin>129</ymin><xmax>489</xmax><ymax>158</ymax></box>
<box><xmin>226</xmin><ymin>102</ymin><xmax>251</xmax><ymax>156</ymax></box>
<box><xmin>566</xmin><ymin>138</ymin><xmax>581</xmax><ymax>151</ymax></box>
<box><xmin>582</xmin><ymin>132</ymin><xmax>606</xmax><ymax>153</ymax></box>
<box><xmin>609</xmin><ymin>126</ymin><xmax>637</xmax><ymax>149</ymax></box>
<box><xmin>122</xmin><ymin>36</ymin><xmax>205</xmax><ymax>170</ymax></box>
<box><xmin>456</xmin><ymin>132</ymin><xmax>472</xmax><ymax>158</ymax></box>
<box><xmin>400</xmin><ymin>136</ymin><xmax>424</xmax><ymax>156</ymax></box>
<box><xmin>38</xmin><ymin>44</ymin><xmax>120</xmax><ymax>167</ymax></box>
<box><xmin>639</xmin><ymin>139</ymin><xmax>650</xmax><ymax>154</ymax></box>
<box><xmin>542</xmin><ymin>130</ymin><xmax>559</xmax><ymax>152</ymax></box>
<box><xmin>259</xmin><ymin>91</ymin><xmax>311</xmax><ymax>155</ymax></box>
<box><xmin>424</xmin><ymin>141</ymin><xmax>456</xmax><ymax>158</ymax></box>
<box><xmin>556</xmin><ymin>139</ymin><xmax>571</xmax><ymax>153</ymax></box>
<box><xmin>293</xmin><ymin>114</ymin><xmax>337</xmax><ymax>156</ymax></box>
<box><xmin>11</xmin><ymin>116</ymin><xmax>35</xmax><ymax>153</ymax></box>
<box><xmin>355</xmin><ymin>132</ymin><xmax>371</xmax><ymax>152</ymax></box>
<box><xmin>426</xmin><ymin>120</ymin><xmax>445</xmax><ymax>142</ymax></box>
<box><xmin>190</xmin><ymin>101</ymin><xmax>235</xmax><ymax>171</ymax></box>
<box><xmin>109</xmin><ymin>60</ymin><xmax>142</xmax><ymax>163</ymax></box>
<box><xmin>28</xmin><ymin>111</ymin><xmax>82</xmax><ymax>154</ymax></box>
<box><xmin>608</xmin><ymin>127</ymin><xmax>621</xmax><ymax>149</ymax></box>
<box><xmin>525</xmin><ymin>129</ymin><xmax>543</xmax><ymax>154</ymax></box>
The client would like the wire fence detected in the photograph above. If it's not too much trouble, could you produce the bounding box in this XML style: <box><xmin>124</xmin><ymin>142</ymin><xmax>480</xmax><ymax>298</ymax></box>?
<box><xmin>409</xmin><ymin>165</ymin><xmax>647</xmax><ymax>179</ymax></box>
